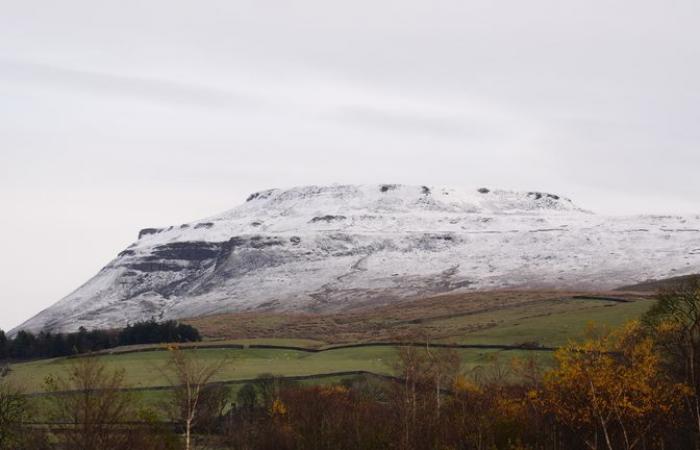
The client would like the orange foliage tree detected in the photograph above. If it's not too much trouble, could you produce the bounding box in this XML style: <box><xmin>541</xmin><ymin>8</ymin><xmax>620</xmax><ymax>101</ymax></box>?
<box><xmin>535</xmin><ymin>321</ymin><xmax>687</xmax><ymax>450</ymax></box>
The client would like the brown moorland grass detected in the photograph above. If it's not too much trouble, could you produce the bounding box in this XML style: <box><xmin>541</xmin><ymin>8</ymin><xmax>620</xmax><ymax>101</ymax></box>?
<box><xmin>184</xmin><ymin>289</ymin><xmax>654</xmax><ymax>345</ymax></box>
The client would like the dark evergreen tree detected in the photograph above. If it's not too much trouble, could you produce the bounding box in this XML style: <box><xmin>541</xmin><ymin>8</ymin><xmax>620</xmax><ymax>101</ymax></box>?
<box><xmin>9</xmin><ymin>330</ymin><xmax>36</xmax><ymax>359</ymax></box>
<box><xmin>0</xmin><ymin>330</ymin><xmax>7</xmax><ymax>359</ymax></box>
<box><xmin>0</xmin><ymin>320</ymin><xmax>200</xmax><ymax>361</ymax></box>
<box><xmin>118</xmin><ymin>319</ymin><xmax>201</xmax><ymax>346</ymax></box>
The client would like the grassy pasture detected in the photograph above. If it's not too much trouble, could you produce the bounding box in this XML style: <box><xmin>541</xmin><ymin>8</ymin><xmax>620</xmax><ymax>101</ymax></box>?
<box><xmin>446</xmin><ymin>297</ymin><xmax>654</xmax><ymax>346</ymax></box>
<box><xmin>9</xmin><ymin>346</ymin><xmax>552</xmax><ymax>394</ymax></box>
<box><xmin>6</xmin><ymin>291</ymin><xmax>655</xmax><ymax>397</ymax></box>
<box><xmin>184</xmin><ymin>290</ymin><xmax>655</xmax><ymax>345</ymax></box>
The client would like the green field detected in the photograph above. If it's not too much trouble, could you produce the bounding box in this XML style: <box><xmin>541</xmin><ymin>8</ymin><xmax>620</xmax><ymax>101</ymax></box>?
<box><xmin>452</xmin><ymin>298</ymin><xmax>654</xmax><ymax>346</ymax></box>
<box><xmin>8</xmin><ymin>346</ymin><xmax>553</xmax><ymax>394</ymax></box>
<box><xmin>6</xmin><ymin>295</ymin><xmax>655</xmax><ymax>396</ymax></box>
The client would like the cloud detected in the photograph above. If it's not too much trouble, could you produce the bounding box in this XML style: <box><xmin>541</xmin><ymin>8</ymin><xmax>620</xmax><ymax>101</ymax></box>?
<box><xmin>1</xmin><ymin>0</ymin><xmax>700</xmax><ymax>330</ymax></box>
<box><xmin>0</xmin><ymin>59</ymin><xmax>259</xmax><ymax>110</ymax></box>
<box><xmin>331</xmin><ymin>105</ymin><xmax>501</xmax><ymax>139</ymax></box>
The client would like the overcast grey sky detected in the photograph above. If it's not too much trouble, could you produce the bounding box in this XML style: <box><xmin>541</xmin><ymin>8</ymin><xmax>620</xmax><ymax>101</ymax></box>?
<box><xmin>2</xmin><ymin>0</ymin><xmax>700</xmax><ymax>331</ymax></box>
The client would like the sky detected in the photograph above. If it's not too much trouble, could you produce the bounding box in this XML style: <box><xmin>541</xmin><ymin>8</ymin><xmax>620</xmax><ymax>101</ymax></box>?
<box><xmin>1</xmin><ymin>0</ymin><xmax>700</xmax><ymax>331</ymax></box>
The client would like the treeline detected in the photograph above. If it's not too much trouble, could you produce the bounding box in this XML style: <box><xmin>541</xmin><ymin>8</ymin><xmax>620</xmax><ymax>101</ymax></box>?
<box><xmin>4</xmin><ymin>281</ymin><xmax>700</xmax><ymax>449</ymax></box>
<box><xmin>0</xmin><ymin>319</ymin><xmax>200</xmax><ymax>360</ymax></box>
<box><xmin>217</xmin><ymin>318</ymin><xmax>694</xmax><ymax>450</ymax></box>
<box><xmin>1</xmin><ymin>321</ymin><xmax>695</xmax><ymax>450</ymax></box>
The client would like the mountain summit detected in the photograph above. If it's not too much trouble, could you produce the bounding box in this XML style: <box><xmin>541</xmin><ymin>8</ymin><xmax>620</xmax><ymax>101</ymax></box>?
<box><xmin>14</xmin><ymin>184</ymin><xmax>700</xmax><ymax>333</ymax></box>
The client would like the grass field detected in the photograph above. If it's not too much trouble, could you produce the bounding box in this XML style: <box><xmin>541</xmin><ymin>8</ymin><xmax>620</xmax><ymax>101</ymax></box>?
<box><xmin>452</xmin><ymin>297</ymin><xmax>654</xmax><ymax>346</ymax></box>
<box><xmin>6</xmin><ymin>290</ymin><xmax>656</xmax><ymax>396</ymax></box>
<box><xmin>184</xmin><ymin>290</ymin><xmax>655</xmax><ymax>345</ymax></box>
<box><xmin>8</xmin><ymin>346</ymin><xmax>553</xmax><ymax>394</ymax></box>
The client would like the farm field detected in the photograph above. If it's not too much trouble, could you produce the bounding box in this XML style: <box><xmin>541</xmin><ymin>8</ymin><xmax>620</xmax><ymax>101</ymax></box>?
<box><xmin>452</xmin><ymin>296</ymin><xmax>654</xmax><ymax>346</ymax></box>
<box><xmin>8</xmin><ymin>345</ymin><xmax>553</xmax><ymax>394</ymax></box>
<box><xmin>6</xmin><ymin>290</ymin><xmax>655</xmax><ymax>395</ymax></box>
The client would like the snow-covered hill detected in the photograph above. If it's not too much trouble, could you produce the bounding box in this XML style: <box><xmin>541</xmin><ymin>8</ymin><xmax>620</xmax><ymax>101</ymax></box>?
<box><xmin>13</xmin><ymin>184</ymin><xmax>700</xmax><ymax>333</ymax></box>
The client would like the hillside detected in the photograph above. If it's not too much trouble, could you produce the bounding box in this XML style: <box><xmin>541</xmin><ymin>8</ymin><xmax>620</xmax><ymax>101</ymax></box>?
<box><xmin>7</xmin><ymin>289</ymin><xmax>655</xmax><ymax>394</ymax></box>
<box><xmin>183</xmin><ymin>289</ymin><xmax>653</xmax><ymax>345</ymax></box>
<box><xmin>616</xmin><ymin>273</ymin><xmax>700</xmax><ymax>292</ymax></box>
<box><xmin>13</xmin><ymin>184</ymin><xmax>700</xmax><ymax>334</ymax></box>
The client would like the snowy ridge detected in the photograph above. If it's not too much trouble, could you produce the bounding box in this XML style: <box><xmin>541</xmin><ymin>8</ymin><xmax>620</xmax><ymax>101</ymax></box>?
<box><xmin>13</xmin><ymin>184</ymin><xmax>700</xmax><ymax>334</ymax></box>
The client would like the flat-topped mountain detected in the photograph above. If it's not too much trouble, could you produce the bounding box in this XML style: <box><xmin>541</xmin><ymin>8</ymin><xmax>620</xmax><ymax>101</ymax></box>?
<box><xmin>13</xmin><ymin>184</ymin><xmax>700</xmax><ymax>333</ymax></box>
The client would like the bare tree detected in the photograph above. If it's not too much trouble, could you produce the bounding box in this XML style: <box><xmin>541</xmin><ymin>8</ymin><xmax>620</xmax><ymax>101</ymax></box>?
<box><xmin>163</xmin><ymin>345</ymin><xmax>227</xmax><ymax>450</ymax></box>
<box><xmin>389</xmin><ymin>341</ymin><xmax>461</xmax><ymax>450</ymax></box>
<box><xmin>644</xmin><ymin>279</ymin><xmax>700</xmax><ymax>445</ymax></box>
<box><xmin>44</xmin><ymin>356</ymin><xmax>134</xmax><ymax>450</ymax></box>
<box><xmin>0</xmin><ymin>367</ymin><xmax>29</xmax><ymax>450</ymax></box>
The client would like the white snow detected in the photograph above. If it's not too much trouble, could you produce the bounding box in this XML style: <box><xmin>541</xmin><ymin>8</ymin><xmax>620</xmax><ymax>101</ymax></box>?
<box><xmin>12</xmin><ymin>184</ymin><xmax>700</xmax><ymax>334</ymax></box>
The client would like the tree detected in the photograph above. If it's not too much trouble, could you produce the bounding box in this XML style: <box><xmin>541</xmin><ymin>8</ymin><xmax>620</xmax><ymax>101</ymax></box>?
<box><xmin>44</xmin><ymin>356</ymin><xmax>135</xmax><ymax>450</ymax></box>
<box><xmin>120</xmin><ymin>320</ymin><xmax>201</xmax><ymax>346</ymax></box>
<box><xmin>0</xmin><ymin>331</ymin><xmax>7</xmax><ymax>360</ymax></box>
<box><xmin>9</xmin><ymin>331</ymin><xmax>35</xmax><ymax>359</ymax></box>
<box><xmin>163</xmin><ymin>345</ymin><xmax>226</xmax><ymax>450</ymax></box>
<box><xmin>643</xmin><ymin>278</ymin><xmax>700</xmax><ymax>444</ymax></box>
<box><xmin>0</xmin><ymin>373</ymin><xmax>27</xmax><ymax>449</ymax></box>
<box><xmin>237</xmin><ymin>383</ymin><xmax>258</xmax><ymax>413</ymax></box>
<box><xmin>388</xmin><ymin>344</ymin><xmax>461</xmax><ymax>450</ymax></box>
<box><xmin>0</xmin><ymin>365</ymin><xmax>51</xmax><ymax>450</ymax></box>
<box><xmin>536</xmin><ymin>322</ymin><xmax>687</xmax><ymax>450</ymax></box>
<box><xmin>2</xmin><ymin>322</ymin><xmax>200</xmax><ymax>361</ymax></box>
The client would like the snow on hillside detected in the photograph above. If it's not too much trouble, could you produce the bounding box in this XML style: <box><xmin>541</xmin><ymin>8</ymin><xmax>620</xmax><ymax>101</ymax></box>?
<box><xmin>12</xmin><ymin>184</ymin><xmax>700</xmax><ymax>334</ymax></box>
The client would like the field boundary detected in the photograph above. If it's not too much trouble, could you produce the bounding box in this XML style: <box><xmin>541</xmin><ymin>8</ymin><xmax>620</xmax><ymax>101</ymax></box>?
<box><xmin>26</xmin><ymin>370</ymin><xmax>398</xmax><ymax>398</ymax></box>
<box><xmin>68</xmin><ymin>341</ymin><xmax>556</xmax><ymax>359</ymax></box>
<box><xmin>570</xmin><ymin>295</ymin><xmax>632</xmax><ymax>303</ymax></box>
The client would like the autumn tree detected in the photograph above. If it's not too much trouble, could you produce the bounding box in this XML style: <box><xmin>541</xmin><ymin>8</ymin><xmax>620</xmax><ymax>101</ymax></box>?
<box><xmin>447</xmin><ymin>375</ymin><xmax>497</xmax><ymax>449</ymax></box>
<box><xmin>388</xmin><ymin>344</ymin><xmax>461</xmax><ymax>450</ymax></box>
<box><xmin>439</xmin><ymin>354</ymin><xmax>543</xmax><ymax>450</ymax></box>
<box><xmin>536</xmin><ymin>322</ymin><xmax>687</xmax><ymax>450</ymax></box>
